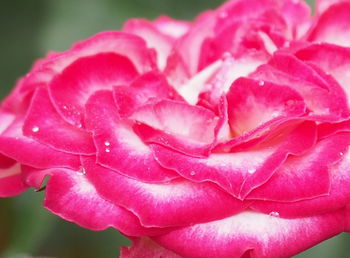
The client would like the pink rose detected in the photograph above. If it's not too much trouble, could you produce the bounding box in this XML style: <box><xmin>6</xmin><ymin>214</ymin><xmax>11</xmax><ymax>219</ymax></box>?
<box><xmin>1</xmin><ymin>0</ymin><xmax>350</xmax><ymax>257</ymax></box>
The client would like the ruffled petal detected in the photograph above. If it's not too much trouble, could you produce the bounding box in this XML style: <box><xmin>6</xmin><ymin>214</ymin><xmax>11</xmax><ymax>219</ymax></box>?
<box><xmin>153</xmin><ymin>121</ymin><xmax>317</xmax><ymax>198</ymax></box>
<box><xmin>113</xmin><ymin>71</ymin><xmax>182</xmax><ymax>118</ymax></box>
<box><xmin>251</xmin><ymin>52</ymin><xmax>350</xmax><ymax>122</ymax></box>
<box><xmin>153</xmin><ymin>209</ymin><xmax>345</xmax><ymax>258</ymax></box>
<box><xmin>123</xmin><ymin>19</ymin><xmax>173</xmax><ymax>70</ymax></box>
<box><xmin>308</xmin><ymin>2</ymin><xmax>350</xmax><ymax>47</ymax></box>
<box><xmin>85</xmin><ymin>90</ymin><xmax>178</xmax><ymax>182</ymax></box>
<box><xmin>0</xmin><ymin>118</ymin><xmax>80</xmax><ymax>169</ymax></box>
<box><xmin>49</xmin><ymin>53</ymin><xmax>138</xmax><ymax>127</ymax></box>
<box><xmin>24</xmin><ymin>31</ymin><xmax>155</xmax><ymax>88</ymax></box>
<box><xmin>23</xmin><ymin>88</ymin><xmax>95</xmax><ymax>155</ymax></box>
<box><xmin>295</xmin><ymin>43</ymin><xmax>350</xmax><ymax>108</ymax></box>
<box><xmin>247</xmin><ymin>132</ymin><xmax>348</xmax><ymax>202</ymax></box>
<box><xmin>251</xmin><ymin>133</ymin><xmax>350</xmax><ymax>218</ymax></box>
<box><xmin>83</xmin><ymin>156</ymin><xmax>248</xmax><ymax>227</ymax></box>
<box><xmin>227</xmin><ymin>77</ymin><xmax>306</xmax><ymax>137</ymax></box>
<box><xmin>44</xmin><ymin>168</ymin><xmax>169</xmax><ymax>236</ymax></box>
<box><xmin>133</xmin><ymin>99</ymin><xmax>218</xmax><ymax>157</ymax></box>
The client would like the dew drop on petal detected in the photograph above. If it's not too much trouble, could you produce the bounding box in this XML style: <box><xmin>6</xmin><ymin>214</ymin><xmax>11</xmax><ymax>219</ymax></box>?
<box><xmin>190</xmin><ymin>171</ymin><xmax>196</xmax><ymax>176</ymax></box>
<box><xmin>258</xmin><ymin>80</ymin><xmax>265</xmax><ymax>86</ymax></box>
<box><xmin>269</xmin><ymin>211</ymin><xmax>280</xmax><ymax>217</ymax></box>
<box><xmin>340</xmin><ymin>152</ymin><xmax>344</xmax><ymax>156</ymax></box>
<box><xmin>32</xmin><ymin>126</ymin><xmax>40</xmax><ymax>133</ymax></box>
<box><xmin>248</xmin><ymin>168</ymin><xmax>256</xmax><ymax>174</ymax></box>
<box><xmin>105</xmin><ymin>148</ymin><xmax>111</xmax><ymax>153</ymax></box>
<box><xmin>77</xmin><ymin>166</ymin><xmax>86</xmax><ymax>175</ymax></box>
<box><xmin>104</xmin><ymin>141</ymin><xmax>111</xmax><ymax>146</ymax></box>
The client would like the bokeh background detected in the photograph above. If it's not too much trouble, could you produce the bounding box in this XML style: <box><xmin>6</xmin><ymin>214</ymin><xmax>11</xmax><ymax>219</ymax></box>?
<box><xmin>0</xmin><ymin>0</ymin><xmax>349</xmax><ymax>257</ymax></box>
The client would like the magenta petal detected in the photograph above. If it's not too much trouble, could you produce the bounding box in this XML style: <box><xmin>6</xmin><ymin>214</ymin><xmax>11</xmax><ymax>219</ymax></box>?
<box><xmin>295</xmin><ymin>43</ymin><xmax>350</xmax><ymax>107</ymax></box>
<box><xmin>227</xmin><ymin>77</ymin><xmax>306</xmax><ymax>137</ymax></box>
<box><xmin>123</xmin><ymin>19</ymin><xmax>173</xmax><ymax>70</ymax></box>
<box><xmin>0</xmin><ymin>118</ymin><xmax>80</xmax><ymax>169</ymax></box>
<box><xmin>83</xmin><ymin>156</ymin><xmax>248</xmax><ymax>227</ymax></box>
<box><xmin>121</xmin><ymin>238</ymin><xmax>181</xmax><ymax>258</ymax></box>
<box><xmin>246</xmin><ymin>132</ymin><xmax>348</xmax><ymax>202</ymax></box>
<box><xmin>153</xmin><ymin>210</ymin><xmax>346</xmax><ymax>258</ymax></box>
<box><xmin>85</xmin><ymin>90</ymin><xmax>178</xmax><ymax>182</ymax></box>
<box><xmin>113</xmin><ymin>71</ymin><xmax>182</xmax><ymax>118</ymax></box>
<box><xmin>24</xmin><ymin>31</ymin><xmax>155</xmax><ymax>88</ymax></box>
<box><xmin>153</xmin><ymin>121</ymin><xmax>317</xmax><ymax>198</ymax></box>
<box><xmin>23</xmin><ymin>88</ymin><xmax>95</xmax><ymax>155</ymax></box>
<box><xmin>308</xmin><ymin>2</ymin><xmax>350</xmax><ymax>47</ymax></box>
<box><xmin>133</xmin><ymin>99</ymin><xmax>218</xmax><ymax>157</ymax></box>
<box><xmin>251</xmin><ymin>133</ymin><xmax>350</xmax><ymax>218</ymax></box>
<box><xmin>49</xmin><ymin>53</ymin><xmax>138</xmax><ymax>127</ymax></box>
<box><xmin>44</xmin><ymin>168</ymin><xmax>168</xmax><ymax>236</ymax></box>
<box><xmin>0</xmin><ymin>163</ymin><xmax>27</xmax><ymax>197</ymax></box>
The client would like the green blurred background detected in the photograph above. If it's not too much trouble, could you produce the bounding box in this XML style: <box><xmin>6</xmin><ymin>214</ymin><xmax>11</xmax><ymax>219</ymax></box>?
<box><xmin>0</xmin><ymin>0</ymin><xmax>349</xmax><ymax>257</ymax></box>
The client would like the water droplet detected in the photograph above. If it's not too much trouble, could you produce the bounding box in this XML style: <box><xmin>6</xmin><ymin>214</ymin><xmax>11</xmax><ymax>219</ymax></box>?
<box><xmin>248</xmin><ymin>168</ymin><xmax>256</xmax><ymax>174</ymax></box>
<box><xmin>105</xmin><ymin>148</ymin><xmax>111</xmax><ymax>153</ymax></box>
<box><xmin>77</xmin><ymin>166</ymin><xmax>86</xmax><ymax>175</ymax></box>
<box><xmin>340</xmin><ymin>152</ymin><xmax>344</xmax><ymax>156</ymax></box>
<box><xmin>104</xmin><ymin>141</ymin><xmax>111</xmax><ymax>146</ymax></box>
<box><xmin>190</xmin><ymin>171</ymin><xmax>196</xmax><ymax>176</ymax></box>
<box><xmin>258</xmin><ymin>80</ymin><xmax>265</xmax><ymax>86</ymax></box>
<box><xmin>269</xmin><ymin>211</ymin><xmax>280</xmax><ymax>217</ymax></box>
<box><xmin>63</xmin><ymin>105</ymin><xmax>68</xmax><ymax>110</ymax></box>
<box><xmin>32</xmin><ymin>126</ymin><xmax>40</xmax><ymax>133</ymax></box>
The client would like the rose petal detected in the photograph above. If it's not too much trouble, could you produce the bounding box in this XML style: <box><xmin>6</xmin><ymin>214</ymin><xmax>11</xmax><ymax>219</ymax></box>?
<box><xmin>153</xmin><ymin>121</ymin><xmax>317</xmax><ymax>199</ymax></box>
<box><xmin>23</xmin><ymin>88</ymin><xmax>95</xmax><ymax>155</ymax></box>
<box><xmin>123</xmin><ymin>19</ymin><xmax>173</xmax><ymax>70</ymax></box>
<box><xmin>0</xmin><ymin>118</ymin><xmax>80</xmax><ymax>169</ymax></box>
<box><xmin>121</xmin><ymin>238</ymin><xmax>181</xmax><ymax>258</ymax></box>
<box><xmin>295</xmin><ymin>43</ymin><xmax>350</xmax><ymax>107</ymax></box>
<box><xmin>133</xmin><ymin>99</ymin><xmax>218</xmax><ymax>157</ymax></box>
<box><xmin>227</xmin><ymin>77</ymin><xmax>306</xmax><ymax>137</ymax></box>
<box><xmin>44</xmin><ymin>168</ymin><xmax>168</xmax><ymax>236</ymax></box>
<box><xmin>153</xmin><ymin>16</ymin><xmax>190</xmax><ymax>39</ymax></box>
<box><xmin>49</xmin><ymin>52</ymin><xmax>139</xmax><ymax>127</ymax></box>
<box><xmin>251</xmin><ymin>52</ymin><xmax>350</xmax><ymax>122</ymax></box>
<box><xmin>24</xmin><ymin>31</ymin><xmax>155</xmax><ymax>88</ymax></box>
<box><xmin>246</xmin><ymin>132</ymin><xmax>348</xmax><ymax>202</ymax></box>
<box><xmin>251</xmin><ymin>133</ymin><xmax>350</xmax><ymax>217</ymax></box>
<box><xmin>83</xmin><ymin>156</ymin><xmax>249</xmax><ymax>227</ymax></box>
<box><xmin>153</xmin><ymin>209</ymin><xmax>345</xmax><ymax>258</ymax></box>
<box><xmin>0</xmin><ymin>163</ymin><xmax>27</xmax><ymax>197</ymax></box>
<box><xmin>113</xmin><ymin>71</ymin><xmax>182</xmax><ymax>118</ymax></box>
<box><xmin>85</xmin><ymin>90</ymin><xmax>178</xmax><ymax>182</ymax></box>
<box><xmin>308</xmin><ymin>2</ymin><xmax>350</xmax><ymax>47</ymax></box>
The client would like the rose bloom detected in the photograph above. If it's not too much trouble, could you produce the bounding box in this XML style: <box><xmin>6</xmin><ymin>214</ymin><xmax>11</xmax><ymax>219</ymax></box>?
<box><xmin>1</xmin><ymin>0</ymin><xmax>350</xmax><ymax>257</ymax></box>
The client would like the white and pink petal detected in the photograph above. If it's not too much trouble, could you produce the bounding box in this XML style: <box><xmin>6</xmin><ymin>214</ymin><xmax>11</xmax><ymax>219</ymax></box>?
<box><xmin>85</xmin><ymin>90</ymin><xmax>178</xmax><ymax>182</ymax></box>
<box><xmin>153</xmin><ymin>209</ymin><xmax>346</xmax><ymax>258</ymax></box>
